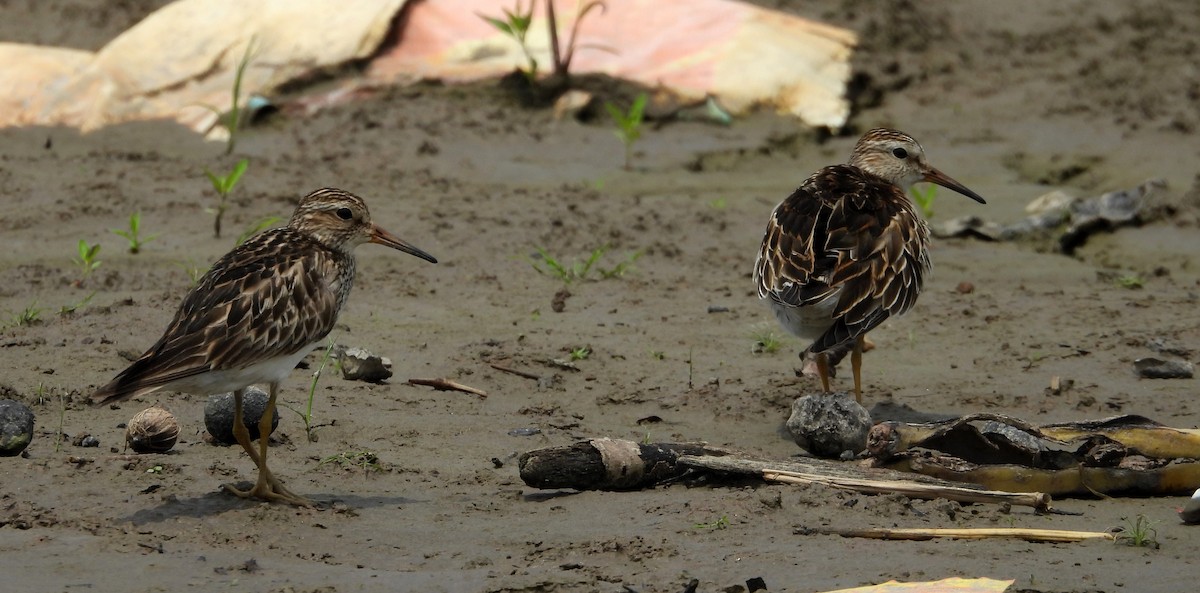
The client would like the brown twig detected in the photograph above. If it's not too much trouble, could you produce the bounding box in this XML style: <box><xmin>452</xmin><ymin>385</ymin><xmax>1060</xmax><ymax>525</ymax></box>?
<box><xmin>764</xmin><ymin>469</ymin><xmax>1052</xmax><ymax>511</ymax></box>
<box><xmin>489</xmin><ymin>363</ymin><xmax>541</xmax><ymax>380</ymax></box>
<box><xmin>799</xmin><ymin>526</ymin><xmax>1114</xmax><ymax>543</ymax></box>
<box><xmin>406</xmin><ymin>378</ymin><xmax>488</xmax><ymax>398</ymax></box>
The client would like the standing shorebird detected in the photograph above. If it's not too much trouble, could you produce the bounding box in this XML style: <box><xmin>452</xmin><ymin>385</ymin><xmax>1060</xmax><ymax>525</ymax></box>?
<box><xmin>90</xmin><ymin>188</ymin><xmax>437</xmax><ymax>506</ymax></box>
<box><xmin>754</xmin><ymin>128</ymin><xmax>985</xmax><ymax>402</ymax></box>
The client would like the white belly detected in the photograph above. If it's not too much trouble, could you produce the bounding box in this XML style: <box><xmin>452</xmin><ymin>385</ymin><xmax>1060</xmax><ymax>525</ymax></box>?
<box><xmin>767</xmin><ymin>297</ymin><xmax>838</xmax><ymax>348</ymax></box>
<box><xmin>164</xmin><ymin>347</ymin><xmax>314</xmax><ymax>395</ymax></box>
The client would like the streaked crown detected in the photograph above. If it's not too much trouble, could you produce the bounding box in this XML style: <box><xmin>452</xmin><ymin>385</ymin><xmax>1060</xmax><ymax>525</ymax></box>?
<box><xmin>847</xmin><ymin>128</ymin><xmax>929</xmax><ymax>190</ymax></box>
<box><xmin>289</xmin><ymin>188</ymin><xmax>375</xmax><ymax>253</ymax></box>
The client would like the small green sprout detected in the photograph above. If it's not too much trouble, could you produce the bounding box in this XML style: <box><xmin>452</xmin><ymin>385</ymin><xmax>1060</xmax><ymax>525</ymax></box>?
<box><xmin>58</xmin><ymin>291</ymin><xmax>95</xmax><ymax>317</ymax></box>
<box><xmin>12</xmin><ymin>301</ymin><xmax>42</xmax><ymax>326</ymax></box>
<box><xmin>204</xmin><ymin>158</ymin><xmax>249</xmax><ymax>239</ymax></box>
<box><xmin>909</xmin><ymin>184</ymin><xmax>938</xmax><ymax>219</ymax></box>
<box><xmin>111</xmin><ymin>211</ymin><xmax>158</xmax><ymax>254</ymax></box>
<box><xmin>479</xmin><ymin>1</ymin><xmax>537</xmax><ymax>82</ymax></box>
<box><xmin>1115</xmin><ymin>275</ymin><xmax>1144</xmax><ymax>289</ymax></box>
<box><xmin>319</xmin><ymin>450</ymin><xmax>384</xmax><ymax>475</ymax></box>
<box><xmin>750</xmin><ymin>325</ymin><xmax>785</xmax><ymax>355</ymax></box>
<box><xmin>569</xmin><ymin>347</ymin><xmax>591</xmax><ymax>361</ymax></box>
<box><xmin>693</xmin><ymin>515</ymin><xmax>730</xmax><ymax>530</ymax></box>
<box><xmin>605</xmin><ymin>93</ymin><xmax>647</xmax><ymax>170</ymax></box>
<box><xmin>235</xmin><ymin>215</ymin><xmax>282</xmax><ymax>246</ymax></box>
<box><xmin>72</xmin><ymin>240</ymin><xmax>101</xmax><ymax>285</ymax></box>
<box><xmin>1114</xmin><ymin>514</ymin><xmax>1159</xmax><ymax>548</ymax></box>
<box><xmin>529</xmin><ymin>245</ymin><xmax>641</xmax><ymax>284</ymax></box>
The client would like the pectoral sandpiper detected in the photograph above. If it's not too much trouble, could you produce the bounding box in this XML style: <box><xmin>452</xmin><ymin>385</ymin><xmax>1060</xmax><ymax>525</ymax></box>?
<box><xmin>754</xmin><ymin>128</ymin><xmax>985</xmax><ymax>402</ymax></box>
<box><xmin>91</xmin><ymin>187</ymin><xmax>437</xmax><ymax>506</ymax></box>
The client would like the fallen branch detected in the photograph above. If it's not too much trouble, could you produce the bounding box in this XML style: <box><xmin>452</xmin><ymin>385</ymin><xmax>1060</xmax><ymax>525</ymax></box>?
<box><xmin>489</xmin><ymin>363</ymin><xmax>541</xmax><ymax>380</ymax></box>
<box><xmin>406</xmin><ymin>377</ymin><xmax>488</xmax><ymax>398</ymax></box>
<box><xmin>764</xmin><ymin>469</ymin><xmax>1052</xmax><ymax>511</ymax></box>
<box><xmin>519</xmin><ymin>438</ymin><xmax>732</xmax><ymax>490</ymax></box>
<box><xmin>798</xmin><ymin>526</ymin><xmax>1114</xmax><ymax>543</ymax></box>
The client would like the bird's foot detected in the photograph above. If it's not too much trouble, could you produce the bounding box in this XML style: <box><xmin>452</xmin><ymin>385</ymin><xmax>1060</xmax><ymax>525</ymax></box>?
<box><xmin>222</xmin><ymin>478</ymin><xmax>315</xmax><ymax>508</ymax></box>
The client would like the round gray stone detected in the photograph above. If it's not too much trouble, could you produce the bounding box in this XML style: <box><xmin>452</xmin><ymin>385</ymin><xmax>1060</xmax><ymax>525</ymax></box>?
<box><xmin>204</xmin><ymin>386</ymin><xmax>280</xmax><ymax>445</ymax></box>
<box><xmin>0</xmin><ymin>399</ymin><xmax>35</xmax><ymax>457</ymax></box>
<box><xmin>785</xmin><ymin>392</ymin><xmax>873</xmax><ymax>458</ymax></box>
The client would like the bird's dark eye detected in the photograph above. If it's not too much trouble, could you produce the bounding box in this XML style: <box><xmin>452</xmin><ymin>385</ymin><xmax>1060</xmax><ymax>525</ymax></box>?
<box><xmin>336</xmin><ymin>208</ymin><xmax>353</xmax><ymax>220</ymax></box>
<box><xmin>892</xmin><ymin>147</ymin><xmax>908</xmax><ymax>159</ymax></box>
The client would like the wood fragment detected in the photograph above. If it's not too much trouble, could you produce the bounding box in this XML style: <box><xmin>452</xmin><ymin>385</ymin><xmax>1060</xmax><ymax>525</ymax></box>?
<box><xmin>798</xmin><ymin>526</ymin><xmax>1114</xmax><ymax>543</ymax></box>
<box><xmin>763</xmin><ymin>469</ymin><xmax>1052</xmax><ymax>511</ymax></box>
<box><xmin>519</xmin><ymin>439</ymin><xmax>731</xmax><ymax>490</ymax></box>
<box><xmin>489</xmin><ymin>363</ymin><xmax>541</xmax><ymax>380</ymax></box>
<box><xmin>406</xmin><ymin>377</ymin><xmax>487</xmax><ymax>398</ymax></box>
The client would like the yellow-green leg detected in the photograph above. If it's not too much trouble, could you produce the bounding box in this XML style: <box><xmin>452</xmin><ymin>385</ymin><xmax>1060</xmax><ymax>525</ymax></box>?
<box><xmin>222</xmin><ymin>384</ymin><xmax>313</xmax><ymax>507</ymax></box>
<box><xmin>851</xmin><ymin>335</ymin><xmax>865</xmax><ymax>404</ymax></box>
<box><xmin>815</xmin><ymin>351</ymin><xmax>832</xmax><ymax>393</ymax></box>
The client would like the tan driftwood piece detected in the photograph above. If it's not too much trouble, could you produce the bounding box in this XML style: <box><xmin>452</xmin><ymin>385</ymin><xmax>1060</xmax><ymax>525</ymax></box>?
<box><xmin>799</xmin><ymin>526</ymin><xmax>1114</xmax><ymax>543</ymax></box>
<box><xmin>406</xmin><ymin>377</ymin><xmax>488</xmax><ymax>398</ymax></box>
<box><xmin>764</xmin><ymin>469</ymin><xmax>1051</xmax><ymax>511</ymax></box>
<box><xmin>679</xmin><ymin>454</ymin><xmax>1053</xmax><ymax>510</ymax></box>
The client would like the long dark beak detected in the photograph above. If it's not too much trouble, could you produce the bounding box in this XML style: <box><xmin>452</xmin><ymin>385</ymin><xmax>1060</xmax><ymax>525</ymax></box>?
<box><xmin>369</xmin><ymin>224</ymin><xmax>438</xmax><ymax>264</ymax></box>
<box><xmin>923</xmin><ymin>167</ymin><xmax>987</xmax><ymax>204</ymax></box>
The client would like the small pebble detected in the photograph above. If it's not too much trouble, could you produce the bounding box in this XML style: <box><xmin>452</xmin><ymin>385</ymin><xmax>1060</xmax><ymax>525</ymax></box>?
<box><xmin>0</xmin><ymin>399</ymin><xmax>35</xmax><ymax>457</ymax></box>
<box><xmin>508</xmin><ymin>428</ymin><xmax>542</xmax><ymax>437</ymax></box>
<box><xmin>956</xmin><ymin>281</ymin><xmax>975</xmax><ymax>294</ymax></box>
<box><xmin>1134</xmin><ymin>358</ymin><xmax>1194</xmax><ymax>379</ymax></box>
<box><xmin>204</xmin><ymin>386</ymin><xmax>280</xmax><ymax>444</ymax></box>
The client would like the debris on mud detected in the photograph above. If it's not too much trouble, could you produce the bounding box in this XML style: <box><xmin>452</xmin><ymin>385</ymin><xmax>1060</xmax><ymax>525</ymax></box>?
<box><xmin>786</xmin><ymin>392</ymin><xmax>872</xmax><ymax>458</ymax></box>
<box><xmin>125</xmin><ymin>405</ymin><xmax>180</xmax><ymax>453</ymax></box>
<box><xmin>933</xmin><ymin>179</ymin><xmax>1169</xmax><ymax>253</ymax></box>
<box><xmin>1133</xmin><ymin>357</ymin><xmax>1194</xmax><ymax>379</ymax></box>
<box><xmin>0</xmin><ymin>399</ymin><xmax>35</xmax><ymax>456</ymax></box>
<box><xmin>335</xmin><ymin>346</ymin><xmax>392</xmax><ymax>382</ymax></box>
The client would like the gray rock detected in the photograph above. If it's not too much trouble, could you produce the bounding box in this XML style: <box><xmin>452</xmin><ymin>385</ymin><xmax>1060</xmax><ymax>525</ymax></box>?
<box><xmin>1134</xmin><ymin>358</ymin><xmax>1194</xmax><ymax>379</ymax></box>
<box><xmin>204</xmin><ymin>386</ymin><xmax>280</xmax><ymax>445</ymax></box>
<box><xmin>0</xmin><ymin>399</ymin><xmax>35</xmax><ymax>457</ymax></box>
<box><xmin>786</xmin><ymin>392</ymin><xmax>873</xmax><ymax>458</ymax></box>
<box><xmin>338</xmin><ymin>347</ymin><xmax>393</xmax><ymax>382</ymax></box>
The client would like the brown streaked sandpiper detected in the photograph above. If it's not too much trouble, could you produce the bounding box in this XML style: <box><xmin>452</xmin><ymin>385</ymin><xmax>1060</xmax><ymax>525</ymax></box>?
<box><xmin>91</xmin><ymin>187</ymin><xmax>437</xmax><ymax>506</ymax></box>
<box><xmin>754</xmin><ymin>128</ymin><xmax>985</xmax><ymax>402</ymax></box>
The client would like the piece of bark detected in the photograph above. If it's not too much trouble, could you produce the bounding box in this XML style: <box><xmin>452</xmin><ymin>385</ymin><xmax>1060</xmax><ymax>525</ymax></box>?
<box><xmin>764</xmin><ymin>469</ymin><xmax>1051</xmax><ymax>511</ymax></box>
<box><xmin>679</xmin><ymin>455</ymin><xmax>1052</xmax><ymax>510</ymax></box>
<box><xmin>519</xmin><ymin>438</ymin><xmax>730</xmax><ymax>490</ymax></box>
<box><xmin>798</xmin><ymin>526</ymin><xmax>1114</xmax><ymax>543</ymax></box>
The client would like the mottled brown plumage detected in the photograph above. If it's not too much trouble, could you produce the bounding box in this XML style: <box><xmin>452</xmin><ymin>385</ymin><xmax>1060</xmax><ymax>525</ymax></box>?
<box><xmin>91</xmin><ymin>187</ymin><xmax>436</xmax><ymax>505</ymax></box>
<box><xmin>754</xmin><ymin>129</ymin><xmax>985</xmax><ymax>401</ymax></box>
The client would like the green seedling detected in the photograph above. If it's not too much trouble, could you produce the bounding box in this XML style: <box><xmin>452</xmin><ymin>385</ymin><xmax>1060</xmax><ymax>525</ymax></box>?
<box><xmin>283</xmin><ymin>340</ymin><xmax>337</xmax><ymax>443</ymax></box>
<box><xmin>597</xmin><ymin>249</ymin><xmax>643</xmax><ymax>279</ymax></box>
<box><xmin>58</xmin><ymin>291</ymin><xmax>95</xmax><ymax>318</ymax></box>
<box><xmin>569</xmin><ymin>347</ymin><xmax>591</xmax><ymax>361</ymax></box>
<box><xmin>111</xmin><ymin>211</ymin><xmax>158</xmax><ymax>254</ymax></box>
<box><xmin>650</xmin><ymin>350</ymin><xmax>665</xmax><ymax>360</ymax></box>
<box><xmin>146</xmin><ymin>464</ymin><xmax>164</xmax><ymax>474</ymax></box>
<box><xmin>605</xmin><ymin>93</ymin><xmax>647</xmax><ymax>170</ymax></box>
<box><xmin>1114</xmin><ymin>514</ymin><xmax>1159</xmax><ymax>548</ymax></box>
<box><xmin>12</xmin><ymin>301</ymin><xmax>42</xmax><ymax>326</ymax></box>
<box><xmin>693</xmin><ymin>515</ymin><xmax>730</xmax><ymax>530</ymax></box>
<box><xmin>1115</xmin><ymin>275</ymin><xmax>1144</xmax><ymax>289</ymax></box>
<box><xmin>235</xmin><ymin>215</ymin><xmax>282</xmax><ymax>246</ymax></box>
<box><xmin>204</xmin><ymin>158</ymin><xmax>249</xmax><ymax>239</ymax></box>
<box><xmin>479</xmin><ymin>1</ymin><xmax>537</xmax><ymax>82</ymax></box>
<box><xmin>205</xmin><ymin>38</ymin><xmax>258</xmax><ymax>155</ymax></box>
<box><xmin>319</xmin><ymin>450</ymin><xmax>384</xmax><ymax>475</ymax></box>
<box><xmin>529</xmin><ymin>245</ymin><xmax>641</xmax><ymax>284</ymax></box>
<box><xmin>708</xmin><ymin>197</ymin><xmax>728</xmax><ymax>210</ymax></box>
<box><xmin>177</xmin><ymin>260</ymin><xmax>209</xmax><ymax>287</ymax></box>
<box><xmin>55</xmin><ymin>390</ymin><xmax>65</xmax><ymax>453</ymax></box>
<box><xmin>909</xmin><ymin>184</ymin><xmax>938</xmax><ymax>219</ymax></box>
<box><xmin>750</xmin><ymin>325</ymin><xmax>785</xmax><ymax>355</ymax></box>
<box><xmin>72</xmin><ymin>240</ymin><xmax>101</xmax><ymax>285</ymax></box>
